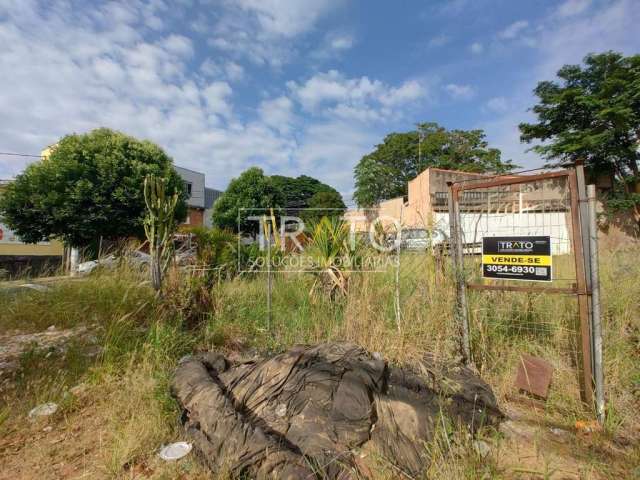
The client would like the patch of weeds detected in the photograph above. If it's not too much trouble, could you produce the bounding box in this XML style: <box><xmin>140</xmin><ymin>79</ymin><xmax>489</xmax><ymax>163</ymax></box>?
<box><xmin>5</xmin><ymin>339</ymin><xmax>96</xmax><ymax>415</ymax></box>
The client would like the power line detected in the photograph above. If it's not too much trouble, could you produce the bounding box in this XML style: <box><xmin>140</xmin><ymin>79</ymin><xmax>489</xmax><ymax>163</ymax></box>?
<box><xmin>0</xmin><ymin>152</ymin><xmax>43</xmax><ymax>158</ymax></box>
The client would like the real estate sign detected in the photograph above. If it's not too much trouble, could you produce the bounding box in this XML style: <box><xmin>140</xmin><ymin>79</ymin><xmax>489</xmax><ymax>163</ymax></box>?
<box><xmin>482</xmin><ymin>236</ymin><xmax>552</xmax><ymax>282</ymax></box>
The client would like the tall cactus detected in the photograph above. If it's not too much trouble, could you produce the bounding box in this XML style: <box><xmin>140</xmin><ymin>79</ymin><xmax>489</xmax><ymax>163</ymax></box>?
<box><xmin>143</xmin><ymin>174</ymin><xmax>179</xmax><ymax>291</ymax></box>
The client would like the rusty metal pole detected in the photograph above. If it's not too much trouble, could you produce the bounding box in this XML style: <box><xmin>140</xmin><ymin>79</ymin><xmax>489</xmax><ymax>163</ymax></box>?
<box><xmin>568</xmin><ymin>169</ymin><xmax>594</xmax><ymax>407</ymax></box>
<box><xmin>448</xmin><ymin>183</ymin><xmax>471</xmax><ymax>365</ymax></box>
<box><xmin>587</xmin><ymin>184</ymin><xmax>605</xmax><ymax>423</ymax></box>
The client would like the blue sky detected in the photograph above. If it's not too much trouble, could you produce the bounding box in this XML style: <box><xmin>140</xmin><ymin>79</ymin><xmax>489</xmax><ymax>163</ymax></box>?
<box><xmin>1</xmin><ymin>0</ymin><xmax>639</xmax><ymax>205</ymax></box>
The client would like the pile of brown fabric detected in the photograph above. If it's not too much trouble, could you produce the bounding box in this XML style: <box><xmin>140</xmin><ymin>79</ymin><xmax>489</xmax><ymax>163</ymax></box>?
<box><xmin>172</xmin><ymin>343</ymin><xmax>502</xmax><ymax>479</ymax></box>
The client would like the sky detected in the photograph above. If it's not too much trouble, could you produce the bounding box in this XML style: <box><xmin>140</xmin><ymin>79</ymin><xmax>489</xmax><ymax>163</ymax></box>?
<box><xmin>1</xmin><ymin>0</ymin><xmax>639</xmax><ymax>205</ymax></box>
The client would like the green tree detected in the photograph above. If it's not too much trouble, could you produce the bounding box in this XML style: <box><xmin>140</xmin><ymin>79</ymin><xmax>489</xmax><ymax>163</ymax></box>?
<box><xmin>270</xmin><ymin>174</ymin><xmax>343</xmax><ymax>210</ymax></box>
<box><xmin>302</xmin><ymin>190</ymin><xmax>347</xmax><ymax>223</ymax></box>
<box><xmin>0</xmin><ymin>128</ymin><xmax>186</xmax><ymax>247</ymax></box>
<box><xmin>519</xmin><ymin>51</ymin><xmax>640</xmax><ymax>220</ymax></box>
<box><xmin>211</xmin><ymin>167</ymin><xmax>285</xmax><ymax>236</ymax></box>
<box><xmin>353</xmin><ymin>122</ymin><xmax>514</xmax><ymax>206</ymax></box>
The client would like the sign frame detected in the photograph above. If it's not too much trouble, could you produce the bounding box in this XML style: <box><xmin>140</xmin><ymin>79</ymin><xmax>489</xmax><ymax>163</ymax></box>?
<box><xmin>481</xmin><ymin>235</ymin><xmax>552</xmax><ymax>282</ymax></box>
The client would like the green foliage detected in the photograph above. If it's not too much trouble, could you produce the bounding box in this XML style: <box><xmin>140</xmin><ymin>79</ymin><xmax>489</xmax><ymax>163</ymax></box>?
<box><xmin>211</xmin><ymin>167</ymin><xmax>285</xmax><ymax>236</ymax></box>
<box><xmin>302</xmin><ymin>190</ymin><xmax>347</xmax><ymax>223</ymax></box>
<box><xmin>519</xmin><ymin>51</ymin><xmax>640</xmax><ymax>193</ymax></box>
<box><xmin>270</xmin><ymin>174</ymin><xmax>345</xmax><ymax>211</ymax></box>
<box><xmin>354</xmin><ymin>122</ymin><xmax>514</xmax><ymax>207</ymax></box>
<box><xmin>188</xmin><ymin>226</ymin><xmax>238</xmax><ymax>282</ymax></box>
<box><xmin>212</xmin><ymin>170</ymin><xmax>345</xmax><ymax>234</ymax></box>
<box><xmin>305</xmin><ymin>216</ymin><xmax>363</xmax><ymax>297</ymax></box>
<box><xmin>0</xmin><ymin>128</ymin><xmax>186</xmax><ymax>247</ymax></box>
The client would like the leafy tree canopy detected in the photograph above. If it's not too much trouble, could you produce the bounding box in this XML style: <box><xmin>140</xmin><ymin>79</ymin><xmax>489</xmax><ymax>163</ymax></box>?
<box><xmin>0</xmin><ymin>128</ymin><xmax>186</xmax><ymax>246</ymax></box>
<box><xmin>519</xmin><ymin>51</ymin><xmax>640</xmax><ymax>218</ymax></box>
<box><xmin>302</xmin><ymin>190</ymin><xmax>347</xmax><ymax>223</ymax></box>
<box><xmin>353</xmin><ymin>122</ymin><xmax>514</xmax><ymax>207</ymax></box>
<box><xmin>211</xmin><ymin>167</ymin><xmax>285</xmax><ymax>236</ymax></box>
<box><xmin>213</xmin><ymin>170</ymin><xmax>345</xmax><ymax>234</ymax></box>
<box><xmin>270</xmin><ymin>174</ymin><xmax>344</xmax><ymax>210</ymax></box>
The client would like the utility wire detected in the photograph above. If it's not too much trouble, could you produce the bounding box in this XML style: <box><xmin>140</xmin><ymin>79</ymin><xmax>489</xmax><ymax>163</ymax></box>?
<box><xmin>0</xmin><ymin>152</ymin><xmax>44</xmax><ymax>158</ymax></box>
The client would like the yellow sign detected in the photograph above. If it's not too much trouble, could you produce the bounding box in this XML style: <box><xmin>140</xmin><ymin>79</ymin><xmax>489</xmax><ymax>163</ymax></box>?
<box><xmin>481</xmin><ymin>254</ymin><xmax>552</xmax><ymax>266</ymax></box>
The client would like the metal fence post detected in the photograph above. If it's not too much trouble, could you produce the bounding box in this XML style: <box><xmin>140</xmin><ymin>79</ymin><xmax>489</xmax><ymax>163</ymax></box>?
<box><xmin>587</xmin><ymin>184</ymin><xmax>605</xmax><ymax>423</ymax></box>
<box><xmin>568</xmin><ymin>169</ymin><xmax>594</xmax><ymax>406</ymax></box>
<box><xmin>448</xmin><ymin>183</ymin><xmax>471</xmax><ymax>366</ymax></box>
<box><xmin>266</xmin><ymin>221</ymin><xmax>272</xmax><ymax>331</ymax></box>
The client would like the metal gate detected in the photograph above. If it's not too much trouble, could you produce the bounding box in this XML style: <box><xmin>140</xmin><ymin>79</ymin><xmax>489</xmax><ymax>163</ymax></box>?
<box><xmin>447</xmin><ymin>163</ymin><xmax>604</xmax><ymax>421</ymax></box>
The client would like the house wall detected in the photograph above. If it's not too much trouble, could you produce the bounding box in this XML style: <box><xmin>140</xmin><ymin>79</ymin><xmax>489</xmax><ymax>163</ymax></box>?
<box><xmin>343</xmin><ymin>168</ymin><xmax>491</xmax><ymax>231</ymax></box>
<box><xmin>175</xmin><ymin>166</ymin><xmax>205</xmax><ymax>209</ymax></box>
<box><xmin>185</xmin><ymin>208</ymin><xmax>204</xmax><ymax>227</ymax></box>
<box><xmin>343</xmin><ymin>209</ymin><xmax>373</xmax><ymax>233</ymax></box>
<box><xmin>0</xmin><ymin>183</ymin><xmax>64</xmax><ymax>257</ymax></box>
<box><xmin>0</xmin><ymin>230</ymin><xmax>64</xmax><ymax>256</ymax></box>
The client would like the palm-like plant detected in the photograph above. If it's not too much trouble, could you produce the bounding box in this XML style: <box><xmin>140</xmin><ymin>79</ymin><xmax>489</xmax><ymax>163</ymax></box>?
<box><xmin>305</xmin><ymin>216</ymin><xmax>362</xmax><ymax>298</ymax></box>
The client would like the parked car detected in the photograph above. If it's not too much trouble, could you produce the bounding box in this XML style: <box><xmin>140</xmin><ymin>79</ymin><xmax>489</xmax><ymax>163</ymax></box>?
<box><xmin>399</xmin><ymin>228</ymin><xmax>447</xmax><ymax>251</ymax></box>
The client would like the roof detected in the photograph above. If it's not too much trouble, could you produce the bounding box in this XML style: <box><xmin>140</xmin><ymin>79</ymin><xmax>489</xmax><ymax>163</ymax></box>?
<box><xmin>204</xmin><ymin>187</ymin><xmax>223</xmax><ymax>209</ymax></box>
<box><xmin>419</xmin><ymin>167</ymin><xmax>489</xmax><ymax>177</ymax></box>
<box><xmin>175</xmin><ymin>165</ymin><xmax>206</xmax><ymax>177</ymax></box>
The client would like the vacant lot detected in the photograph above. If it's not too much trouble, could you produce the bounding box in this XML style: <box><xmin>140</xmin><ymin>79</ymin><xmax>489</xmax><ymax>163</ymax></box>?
<box><xmin>0</xmin><ymin>249</ymin><xmax>638</xmax><ymax>479</ymax></box>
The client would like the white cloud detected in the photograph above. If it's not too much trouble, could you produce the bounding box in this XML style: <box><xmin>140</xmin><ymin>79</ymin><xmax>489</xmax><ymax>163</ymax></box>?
<box><xmin>259</xmin><ymin>96</ymin><xmax>295</xmax><ymax>133</ymax></box>
<box><xmin>444</xmin><ymin>83</ymin><xmax>476</xmax><ymax>100</ymax></box>
<box><xmin>202</xmin><ymin>82</ymin><xmax>233</xmax><ymax>118</ymax></box>
<box><xmin>295</xmin><ymin>121</ymin><xmax>377</xmax><ymax>188</ymax></box>
<box><xmin>470</xmin><ymin>42</ymin><xmax>484</xmax><ymax>54</ymax></box>
<box><xmin>556</xmin><ymin>0</ymin><xmax>592</xmax><ymax>17</ymax></box>
<box><xmin>485</xmin><ymin>96</ymin><xmax>508</xmax><ymax>113</ymax></box>
<box><xmin>162</xmin><ymin>34</ymin><xmax>193</xmax><ymax>57</ymax></box>
<box><xmin>205</xmin><ymin>0</ymin><xmax>345</xmax><ymax>67</ymax></box>
<box><xmin>0</xmin><ymin>1</ymin><xmax>421</xmax><ymax>194</ymax></box>
<box><xmin>199</xmin><ymin>58</ymin><xmax>244</xmax><ymax>82</ymax></box>
<box><xmin>536</xmin><ymin>0</ymin><xmax>640</xmax><ymax>78</ymax></box>
<box><xmin>381</xmin><ymin>80</ymin><xmax>425</xmax><ymax>106</ymax></box>
<box><xmin>480</xmin><ymin>0</ymin><xmax>640</xmax><ymax>169</ymax></box>
<box><xmin>498</xmin><ymin>20</ymin><xmax>529</xmax><ymax>39</ymax></box>
<box><xmin>225</xmin><ymin>62</ymin><xmax>245</xmax><ymax>81</ymax></box>
<box><xmin>288</xmin><ymin>70</ymin><xmax>426</xmax><ymax>114</ymax></box>
<box><xmin>308</xmin><ymin>31</ymin><xmax>356</xmax><ymax>62</ymax></box>
<box><xmin>234</xmin><ymin>0</ymin><xmax>339</xmax><ymax>38</ymax></box>
<box><xmin>329</xmin><ymin>34</ymin><xmax>354</xmax><ymax>50</ymax></box>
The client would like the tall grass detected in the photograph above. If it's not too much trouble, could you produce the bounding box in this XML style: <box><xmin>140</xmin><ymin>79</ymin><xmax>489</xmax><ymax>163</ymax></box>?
<box><xmin>0</xmin><ymin>245</ymin><xmax>638</xmax><ymax>478</ymax></box>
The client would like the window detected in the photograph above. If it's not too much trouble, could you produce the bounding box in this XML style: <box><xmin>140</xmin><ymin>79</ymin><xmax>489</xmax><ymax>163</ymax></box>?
<box><xmin>184</xmin><ymin>182</ymin><xmax>192</xmax><ymax>196</ymax></box>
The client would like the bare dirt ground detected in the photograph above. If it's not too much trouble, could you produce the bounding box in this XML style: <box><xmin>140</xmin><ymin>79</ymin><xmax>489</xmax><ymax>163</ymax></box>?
<box><xmin>1</xmin><ymin>397</ymin><xmax>635</xmax><ymax>479</ymax></box>
<box><xmin>0</xmin><ymin>326</ymin><xmax>637</xmax><ymax>479</ymax></box>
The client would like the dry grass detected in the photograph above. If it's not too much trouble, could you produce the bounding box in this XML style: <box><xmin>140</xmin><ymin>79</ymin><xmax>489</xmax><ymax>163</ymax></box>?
<box><xmin>0</xmin><ymin>246</ymin><xmax>638</xmax><ymax>479</ymax></box>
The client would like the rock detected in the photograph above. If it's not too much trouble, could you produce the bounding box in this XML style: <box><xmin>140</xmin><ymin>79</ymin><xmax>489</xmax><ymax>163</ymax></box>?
<box><xmin>549</xmin><ymin>426</ymin><xmax>571</xmax><ymax>443</ymax></box>
<box><xmin>500</xmin><ymin>420</ymin><xmax>530</xmax><ymax>440</ymax></box>
<box><xmin>47</xmin><ymin>325</ymin><xmax>56</xmax><ymax>331</ymax></box>
<box><xmin>473</xmin><ymin>440</ymin><xmax>491</xmax><ymax>458</ymax></box>
<box><xmin>69</xmin><ymin>384</ymin><xmax>87</xmax><ymax>396</ymax></box>
<box><xmin>28</xmin><ymin>402</ymin><xmax>58</xmax><ymax>419</ymax></box>
<box><xmin>20</xmin><ymin>283</ymin><xmax>50</xmax><ymax>293</ymax></box>
<box><xmin>275</xmin><ymin>403</ymin><xmax>287</xmax><ymax>418</ymax></box>
<box><xmin>172</xmin><ymin>342</ymin><xmax>503</xmax><ymax>479</ymax></box>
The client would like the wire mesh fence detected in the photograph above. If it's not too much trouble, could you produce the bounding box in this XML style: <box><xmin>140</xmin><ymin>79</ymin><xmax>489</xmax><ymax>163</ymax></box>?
<box><xmin>449</xmin><ymin>171</ymin><xmax>591</xmax><ymax>413</ymax></box>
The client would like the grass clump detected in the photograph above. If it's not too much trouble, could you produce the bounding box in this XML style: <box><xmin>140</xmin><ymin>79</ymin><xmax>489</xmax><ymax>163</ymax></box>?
<box><xmin>0</xmin><ymin>245</ymin><xmax>638</xmax><ymax>479</ymax></box>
